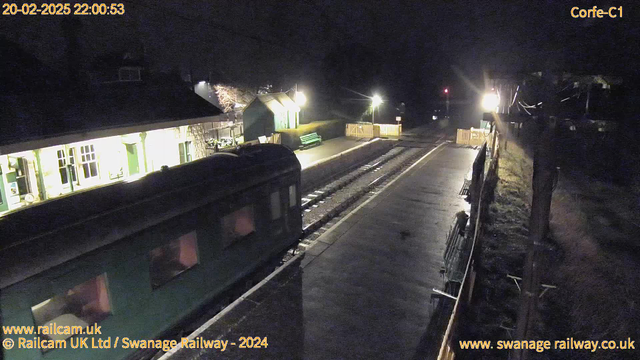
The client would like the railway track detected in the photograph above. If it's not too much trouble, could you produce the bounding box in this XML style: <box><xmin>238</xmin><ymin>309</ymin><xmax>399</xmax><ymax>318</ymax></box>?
<box><xmin>297</xmin><ymin>140</ymin><xmax>445</xmax><ymax>251</ymax></box>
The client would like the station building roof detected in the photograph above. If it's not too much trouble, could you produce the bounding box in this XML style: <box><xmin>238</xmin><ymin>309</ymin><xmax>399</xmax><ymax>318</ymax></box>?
<box><xmin>0</xmin><ymin>84</ymin><xmax>223</xmax><ymax>154</ymax></box>
<box><xmin>247</xmin><ymin>92</ymin><xmax>300</xmax><ymax>114</ymax></box>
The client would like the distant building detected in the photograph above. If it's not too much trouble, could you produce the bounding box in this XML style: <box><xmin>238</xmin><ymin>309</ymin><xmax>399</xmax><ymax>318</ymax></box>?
<box><xmin>242</xmin><ymin>93</ymin><xmax>300</xmax><ymax>142</ymax></box>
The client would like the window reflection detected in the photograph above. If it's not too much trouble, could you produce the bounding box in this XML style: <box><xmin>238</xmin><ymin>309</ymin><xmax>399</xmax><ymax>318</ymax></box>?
<box><xmin>31</xmin><ymin>274</ymin><xmax>111</xmax><ymax>341</ymax></box>
<box><xmin>222</xmin><ymin>205</ymin><xmax>255</xmax><ymax>247</ymax></box>
<box><xmin>149</xmin><ymin>231</ymin><xmax>199</xmax><ymax>289</ymax></box>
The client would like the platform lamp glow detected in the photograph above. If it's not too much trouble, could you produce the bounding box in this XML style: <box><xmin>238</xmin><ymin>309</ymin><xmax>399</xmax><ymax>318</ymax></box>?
<box><xmin>294</xmin><ymin>91</ymin><xmax>306</xmax><ymax>106</ymax></box>
<box><xmin>371</xmin><ymin>94</ymin><xmax>383</xmax><ymax>125</ymax></box>
<box><xmin>444</xmin><ymin>88</ymin><xmax>450</xmax><ymax>117</ymax></box>
<box><xmin>482</xmin><ymin>93</ymin><xmax>500</xmax><ymax>112</ymax></box>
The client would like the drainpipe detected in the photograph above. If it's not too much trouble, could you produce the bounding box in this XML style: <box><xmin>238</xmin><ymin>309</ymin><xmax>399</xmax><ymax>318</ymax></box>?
<box><xmin>65</xmin><ymin>144</ymin><xmax>75</xmax><ymax>193</ymax></box>
<box><xmin>140</xmin><ymin>132</ymin><xmax>148</xmax><ymax>173</ymax></box>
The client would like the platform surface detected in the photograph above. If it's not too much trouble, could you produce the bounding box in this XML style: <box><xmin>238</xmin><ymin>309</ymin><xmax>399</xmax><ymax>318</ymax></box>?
<box><xmin>295</xmin><ymin>137</ymin><xmax>370</xmax><ymax>169</ymax></box>
<box><xmin>166</xmin><ymin>144</ymin><xmax>477</xmax><ymax>360</ymax></box>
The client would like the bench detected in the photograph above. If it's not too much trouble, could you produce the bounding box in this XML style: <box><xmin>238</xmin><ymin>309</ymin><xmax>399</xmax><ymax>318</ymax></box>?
<box><xmin>299</xmin><ymin>132</ymin><xmax>322</xmax><ymax>149</ymax></box>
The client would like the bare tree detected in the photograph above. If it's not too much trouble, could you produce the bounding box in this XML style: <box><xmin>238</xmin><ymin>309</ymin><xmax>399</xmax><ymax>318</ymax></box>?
<box><xmin>213</xmin><ymin>84</ymin><xmax>255</xmax><ymax>113</ymax></box>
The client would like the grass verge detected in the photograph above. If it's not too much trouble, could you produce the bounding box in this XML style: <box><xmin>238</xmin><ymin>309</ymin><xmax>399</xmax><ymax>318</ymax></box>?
<box><xmin>457</xmin><ymin>141</ymin><xmax>533</xmax><ymax>359</ymax></box>
<box><xmin>457</xmin><ymin>136</ymin><xmax>640</xmax><ymax>360</ymax></box>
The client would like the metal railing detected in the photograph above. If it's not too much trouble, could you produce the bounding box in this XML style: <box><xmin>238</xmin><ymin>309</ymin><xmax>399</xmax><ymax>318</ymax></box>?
<box><xmin>437</xmin><ymin>131</ymin><xmax>500</xmax><ymax>360</ymax></box>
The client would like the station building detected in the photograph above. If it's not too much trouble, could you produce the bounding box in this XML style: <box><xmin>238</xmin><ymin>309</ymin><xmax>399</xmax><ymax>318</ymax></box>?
<box><xmin>242</xmin><ymin>92</ymin><xmax>300</xmax><ymax>142</ymax></box>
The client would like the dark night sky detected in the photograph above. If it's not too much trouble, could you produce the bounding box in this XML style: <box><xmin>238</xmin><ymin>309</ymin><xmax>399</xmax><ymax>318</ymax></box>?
<box><xmin>1</xmin><ymin>0</ymin><xmax>637</xmax><ymax>121</ymax></box>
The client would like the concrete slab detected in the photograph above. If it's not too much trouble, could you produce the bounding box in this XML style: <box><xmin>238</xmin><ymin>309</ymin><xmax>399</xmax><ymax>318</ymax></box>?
<box><xmin>164</xmin><ymin>145</ymin><xmax>477</xmax><ymax>360</ymax></box>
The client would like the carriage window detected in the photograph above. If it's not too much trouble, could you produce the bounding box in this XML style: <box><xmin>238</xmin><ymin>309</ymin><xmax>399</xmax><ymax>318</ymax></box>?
<box><xmin>288</xmin><ymin>184</ymin><xmax>297</xmax><ymax>207</ymax></box>
<box><xmin>222</xmin><ymin>205</ymin><xmax>255</xmax><ymax>247</ymax></box>
<box><xmin>149</xmin><ymin>231</ymin><xmax>199</xmax><ymax>289</ymax></box>
<box><xmin>270</xmin><ymin>191</ymin><xmax>281</xmax><ymax>220</ymax></box>
<box><xmin>31</xmin><ymin>274</ymin><xmax>111</xmax><ymax>341</ymax></box>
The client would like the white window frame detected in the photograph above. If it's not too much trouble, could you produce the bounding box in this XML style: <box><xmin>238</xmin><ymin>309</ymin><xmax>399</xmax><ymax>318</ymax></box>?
<box><xmin>80</xmin><ymin>144</ymin><xmax>99</xmax><ymax>180</ymax></box>
<box><xmin>57</xmin><ymin>148</ymin><xmax>77</xmax><ymax>186</ymax></box>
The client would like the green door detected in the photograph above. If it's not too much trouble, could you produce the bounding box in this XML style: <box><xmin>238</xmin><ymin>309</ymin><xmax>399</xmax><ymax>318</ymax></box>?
<box><xmin>0</xmin><ymin>171</ymin><xmax>9</xmax><ymax>212</ymax></box>
<box><xmin>126</xmin><ymin>144</ymin><xmax>139</xmax><ymax>176</ymax></box>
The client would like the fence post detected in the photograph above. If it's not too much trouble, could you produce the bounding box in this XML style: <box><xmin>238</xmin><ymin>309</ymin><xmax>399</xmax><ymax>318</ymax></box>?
<box><xmin>468</xmin><ymin>143</ymin><xmax>486</xmax><ymax>241</ymax></box>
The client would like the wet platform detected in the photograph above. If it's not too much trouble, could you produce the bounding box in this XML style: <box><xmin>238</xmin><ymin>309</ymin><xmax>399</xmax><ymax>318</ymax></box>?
<box><xmin>295</xmin><ymin>137</ymin><xmax>371</xmax><ymax>169</ymax></box>
<box><xmin>163</xmin><ymin>144</ymin><xmax>477</xmax><ymax>360</ymax></box>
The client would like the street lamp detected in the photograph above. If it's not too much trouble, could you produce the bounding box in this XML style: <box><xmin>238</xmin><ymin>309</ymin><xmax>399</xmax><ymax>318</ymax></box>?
<box><xmin>371</xmin><ymin>94</ymin><xmax>383</xmax><ymax>125</ymax></box>
<box><xmin>291</xmin><ymin>84</ymin><xmax>306</xmax><ymax>128</ymax></box>
<box><xmin>444</xmin><ymin>88</ymin><xmax>450</xmax><ymax>117</ymax></box>
<box><xmin>482</xmin><ymin>93</ymin><xmax>500</xmax><ymax>112</ymax></box>
<box><xmin>294</xmin><ymin>91</ymin><xmax>306</xmax><ymax>106</ymax></box>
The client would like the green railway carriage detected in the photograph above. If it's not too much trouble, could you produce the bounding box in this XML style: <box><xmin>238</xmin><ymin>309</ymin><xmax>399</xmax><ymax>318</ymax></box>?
<box><xmin>0</xmin><ymin>144</ymin><xmax>301</xmax><ymax>360</ymax></box>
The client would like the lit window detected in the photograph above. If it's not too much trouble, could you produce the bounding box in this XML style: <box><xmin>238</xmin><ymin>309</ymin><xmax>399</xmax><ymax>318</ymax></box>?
<box><xmin>149</xmin><ymin>231</ymin><xmax>199</xmax><ymax>289</ymax></box>
<box><xmin>222</xmin><ymin>205</ymin><xmax>255</xmax><ymax>247</ymax></box>
<box><xmin>179</xmin><ymin>141</ymin><xmax>192</xmax><ymax>164</ymax></box>
<box><xmin>31</xmin><ymin>274</ymin><xmax>111</xmax><ymax>341</ymax></box>
<box><xmin>80</xmin><ymin>145</ymin><xmax>98</xmax><ymax>179</ymax></box>
<box><xmin>270</xmin><ymin>191</ymin><xmax>281</xmax><ymax>220</ymax></box>
<box><xmin>57</xmin><ymin>149</ymin><xmax>77</xmax><ymax>185</ymax></box>
<box><xmin>288</xmin><ymin>184</ymin><xmax>297</xmax><ymax>208</ymax></box>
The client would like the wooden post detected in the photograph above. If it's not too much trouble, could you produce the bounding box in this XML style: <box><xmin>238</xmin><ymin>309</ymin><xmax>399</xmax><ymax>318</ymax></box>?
<box><xmin>512</xmin><ymin>74</ymin><xmax>557</xmax><ymax>360</ymax></box>
<box><xmin>491</xmin><ymin>124</ymin><xmax>498</xmax><ymax>158</ymax></box>
<box><xmin>468</xmin><ymin>143</ymin><xmax>486</xmax><ymax>238</ymax></box>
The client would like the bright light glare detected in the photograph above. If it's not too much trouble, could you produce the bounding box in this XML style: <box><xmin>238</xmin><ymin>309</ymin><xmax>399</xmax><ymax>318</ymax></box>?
<box><xmin>481</xmin><ymin>93</ymin><xmax>499</xmax><ymax>112</ymax></box>
<box><xmin>295</xmin><ymin>91</ymin><xmax>307</xmax><ymax>106</ymax></box>
<box><xmin>444</xmin><ymin>88</ymin><xmax>449</xmax><ymax>94</ymax></box>
<box><xmin>372</xmin><ymin>94</ymin><xmax>383</xmax><ymax>107</ymax></box>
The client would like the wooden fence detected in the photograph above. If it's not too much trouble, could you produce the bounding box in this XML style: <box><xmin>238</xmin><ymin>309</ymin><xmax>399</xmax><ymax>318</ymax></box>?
<box><xmin>345</xmin><ymin>123</ymin><xmax>380</xmax><ymax>138</ymax></box>
<box><xmin>377</xmin><ymin>124</ymin><xmax>402</xmax><ymax>136</ymax></box>
<box><xmin>456</xmin><ymin>128</ymin><xmax>493</xmax><ymax>146</ymax></box>
<box><xmin>438</xmin><ymin>131</ymin><xmax>500</xmax><ymax>360</ymax></box>
<box><xmin>345</xmin><ymin>123</ymin><xmax>402</xmax><ymax>137</ymax></box>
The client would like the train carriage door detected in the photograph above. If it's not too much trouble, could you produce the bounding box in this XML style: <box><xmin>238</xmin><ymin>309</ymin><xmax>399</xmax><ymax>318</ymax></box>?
<box><xmin>284</xmin><ymin>183</ymin><xmax>297</xmax><ymax>233</ymax></box>
<box><xmin>270</xmin><ymin>188</ymin><xmax>284</xmax><ymax>236</ymax></box>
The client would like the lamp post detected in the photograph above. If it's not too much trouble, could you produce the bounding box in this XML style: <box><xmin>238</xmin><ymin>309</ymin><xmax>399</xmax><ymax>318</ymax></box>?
<box><xmin>482</xmin><ymin>93</ymin><xmax>500</xmax><ymax>112</ymax></box>
<box><xmin>294</xmin><ymin>85</ymin><xmax>306</xmax><ymax>128</ymax></box>
<box><xmin>371</xmin><ymin>94</ymin><xmax>382</xmax><ymax>125</ymax></box>
<box><xmin>481</xmin><ymin>92</ymin><xmax>501</xmax><ymax>156</ymax></box>
<box><xmin>444</xmin><ymin>88</ymin><xmax>449</xmax><ymax>117</ymax></box>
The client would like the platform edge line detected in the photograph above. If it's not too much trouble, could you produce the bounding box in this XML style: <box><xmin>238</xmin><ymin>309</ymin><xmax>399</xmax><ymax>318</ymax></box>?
<box><xmin>158</xmin><ymin>250</ymin><xmax>305</xmax><ymax>359</ymax></box>
<box><xmin>307</xmin><ymin>141</ymin><xmax>448</xmax><ymax>259</ymax></box>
